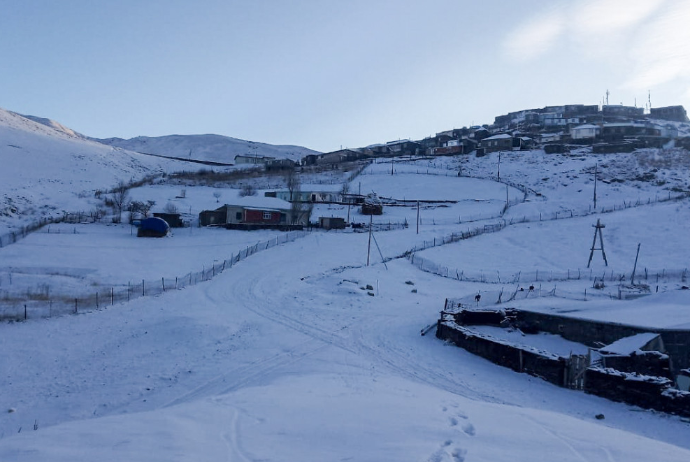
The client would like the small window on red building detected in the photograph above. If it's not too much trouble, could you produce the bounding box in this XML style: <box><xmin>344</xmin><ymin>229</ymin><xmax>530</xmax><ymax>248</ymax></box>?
<box><xmin>263</xmin><ymin>211</ymin><xmax>272</xmax><ymax>220</ymax></box>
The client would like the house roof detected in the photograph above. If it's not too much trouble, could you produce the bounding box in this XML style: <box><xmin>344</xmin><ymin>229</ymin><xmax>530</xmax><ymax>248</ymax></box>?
<box><xmin>224</xmin><ymin>196</ymin><xmax>291</xmax><ymax>211</ymax></box>
<box><xmin>483</xmin><ymin>134</ymin><xmax>512</xmax><ymax>141</ymax></box>
<box><xmin>572</xmin><ymin>124</ymin><xmax>599</xmax><ymax>130</ymax></box>
<box><xmin>599</xmin><ymin>333</ymin><xmax>660</xmax><ymax>355</ymax></box>
<box><xmin>603</xmin><ymin>123</ymin><xmax>648</xmax><ymax>128</ymax></box>
<box><xmin>234</xmin><ymin>154</ymin><xmax>275</xmax><ymax>160</ymax></box>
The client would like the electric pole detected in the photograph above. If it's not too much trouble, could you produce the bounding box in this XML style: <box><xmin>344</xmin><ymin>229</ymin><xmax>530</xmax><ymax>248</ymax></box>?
<box><xmin>593</xmin><ymin>163</ymin><xmax>598</xmax><ymax>210</ymax></box>
<box><xmin>631</xmin><ymin>243</ymin><xmax>641</xmax><ymax>285</ymax></box>
<box><xmin>366</xmin><ymin>214</ymin><xmax>373</xmax><ymax>266</ymax></box>
<box><xmin>587</xmin><ymin>219</ymin><xmax>608</xmax><ymax>268</ymax></box>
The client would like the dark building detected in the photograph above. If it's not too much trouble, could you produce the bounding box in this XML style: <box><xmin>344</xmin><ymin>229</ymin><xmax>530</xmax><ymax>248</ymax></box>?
<box><xmin>650</xmin><ymin>105</ymin><xmax>689</xmax><ymax>122</ymax></box>
<box><xmin>319</xmin><ymin>217</ymin><xmax>346</xmax><ymax>230</ymax></box>
<box><xmin>602</xmin><ymin>105</ymin><xmax>644</xmax><ymax>119</ymax></box>
<box><xmin>153</xmin><ymin>212</ymin><xmax>183</xmax><ymax>228</ymax></box>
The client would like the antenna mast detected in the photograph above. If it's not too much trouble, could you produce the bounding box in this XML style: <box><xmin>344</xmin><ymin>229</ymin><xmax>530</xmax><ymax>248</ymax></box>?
<box><xmin>587</xmin><ymin>219</ymin><xmax>609</xmax><ymax>268</ymax></box>
<box><xmin>648</xmin><ymin>90</ymin><xmax>652</xmax><ymax>111</ymax></box>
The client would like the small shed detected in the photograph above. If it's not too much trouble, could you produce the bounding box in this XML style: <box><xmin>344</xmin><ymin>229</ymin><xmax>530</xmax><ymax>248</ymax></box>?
<box><xmin>319</xmin><ymin>217</ymin><xmax>346</xmax><ymax>230</ymax></box>
<box><xmin>199</xmin><ymin>207</ymin><xmax>227</xmax><ymax>226</ymax></box>
<box><xmin>361</xmin><ymin>193</ymin><xmax>383</xmax><ymax>215</ymax></box>
<box><xmin>571</xmin><ymin>124</ymin><xmax>600</xmax><ymax>140</ymax></box>
<box><xmin>153</xmin><ymin>212</ymin><xmax>183</xmax><ymax>228</ymax></box>
<box><xmin>137</xmin><ymin>217</ymin><xmax>170</xmax><ymax>237</ymax></box>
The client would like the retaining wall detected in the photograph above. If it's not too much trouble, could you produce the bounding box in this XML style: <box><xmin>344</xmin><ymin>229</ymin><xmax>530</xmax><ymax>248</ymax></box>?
<box><xmin>585</xmin><ymin>367</ymin><xmax>690</xmax><ymax>418</ymax></box>
<box><xmin>513</xmin><ymin>310</ymin><xmax>690</xmax><ymax>372</ymax></box>
<box><xmin>437</xmin><ymin>320</ymin><xmax>567</xmax><ymax>387</ymax></box>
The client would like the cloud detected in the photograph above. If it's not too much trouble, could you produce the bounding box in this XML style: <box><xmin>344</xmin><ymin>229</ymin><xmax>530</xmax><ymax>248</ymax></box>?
<box><xmin>622</xmin><ymin>1</ymin><xmax>690</xmax><ymax>90</ymax></box>
<box><xmin>571</xmin><ymin>0</ymin><xmax>666</xmax><ymax>35</ymax></box>
<box><xmin>501</xmin><ymin>0</ymin><xmax>690</xmax><ymax>96</ymax></box>
<box><xmin>502</xmin><ymin>0</ymin><xmax>666</xmax><ymax>61</ymax></box>
<box><xmin>501</xmin><ymin>10</ymin><xmax>565</xmax><ymax>61</ymax></box>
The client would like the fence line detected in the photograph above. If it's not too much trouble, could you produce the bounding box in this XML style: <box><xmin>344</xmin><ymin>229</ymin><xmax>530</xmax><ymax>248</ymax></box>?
<box><xmin>404</xmin><ymin>191</ymin><xmax>690</xmax><ymax>285</ymax></box>
<box><xmin>410</xmin><ymin>252</ymin><xmax>689</xmax><ymax>286</ymax></box>
<box><xmin>0</xmin><ymin>211</ymin><xmax>111</xmax><ymax>249</ymax></box>
<box><xmin>0</xmin><ymin>231</ymin><xmax>308</xmax><ymax>322</ymax></box>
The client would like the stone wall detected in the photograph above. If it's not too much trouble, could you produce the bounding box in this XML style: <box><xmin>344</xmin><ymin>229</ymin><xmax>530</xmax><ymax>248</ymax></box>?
<box><xmin>601</xmin><ymin>351</ymin><xmax>671</xmax><ymax>378</ymax></box>
<box><xmin>514</xmin><ymin>310</ymin><xmax>690</xmax><ymax>372</ymax></box>
<box><xmin>584</xmin><ymin>367</ymin><xmax>690</xmax><ymax>418</ymax></box>
<box><xmin>437</xmin><ymin>321</ymin><xmax>567</xmax><ymax>387</ymax></box>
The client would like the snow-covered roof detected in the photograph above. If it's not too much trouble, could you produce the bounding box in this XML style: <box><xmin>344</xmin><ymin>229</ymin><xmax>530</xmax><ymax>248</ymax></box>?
<box><xmin>386</xmin><ymin>139</ymin><xmax>413</xmax><ymax>146</ymax></box>
<box><xmin>483</xmin><ymin>134</ymin><xmax>512</xmax><ymax>141</ymax></box>
<box><xmin>603</xmin><ymin>123</ymin><xmax>647</xmax><ymax>128</ymax></box>
<box><xmin>225</xmin><ymin>196</ymin><xmax>291</xmax><ymax>210</ymax></box>
<box><xmin>571</xmin><ymin>124</ymin><xmax>599</xmax><ymax>130</ymax></box>
<box><xmin>599</xmin><ymin>333</ymin><xmax>660</xmax><ymax>355</ymax></box>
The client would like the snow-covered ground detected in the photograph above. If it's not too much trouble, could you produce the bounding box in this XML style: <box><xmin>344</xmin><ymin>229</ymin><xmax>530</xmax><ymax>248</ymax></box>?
<box><xmin>1</xmin><ymin>110</ymin><xmax>690</xmax><ymax>460</ymax></box>
<box><xmin>0</xmin><ymin>109</ymin><xmax>194</xmax><ymax>234</ymax></box>
<box><xmin>97</xmin><ymin>133</ymin><xmax>319</xmax><ymax>164</ymax></box>
<box><xmin>418</xmin><ymin>199</ymin><xmax>690</xmax><ymax>275</ymax></box>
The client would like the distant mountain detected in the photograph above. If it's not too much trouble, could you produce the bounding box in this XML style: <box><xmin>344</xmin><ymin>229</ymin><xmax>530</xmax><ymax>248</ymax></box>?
<box><xmin>96</xmin><ymin>134</ymin><xmax>320</xmax><ymax>164</ymax></box>
<box><xmin>17</xmin><ymin>113</ymin><xmax>86</xmax><ymax>139</ymax></box>
<box><xmin>0</xmin><ymin>108</ymin><xmax>191</xmax><ymax>232</ymax></box>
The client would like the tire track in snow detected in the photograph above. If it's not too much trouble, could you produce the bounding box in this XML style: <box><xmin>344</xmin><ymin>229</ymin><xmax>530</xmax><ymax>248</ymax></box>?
<box><xmin>202</xmin><ymin>239</ymin><xmax>506</xmax><ymax>404</ymax></box>
<box><xmin>162</xmin><ymin>337</ymin><xmax>328</xmax><ymax>408</ymax></box>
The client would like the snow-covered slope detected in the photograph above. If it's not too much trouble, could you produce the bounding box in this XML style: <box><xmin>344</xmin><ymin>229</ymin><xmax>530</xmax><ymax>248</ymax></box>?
<box><xmin>97</xmin><ymin>134</ymin><xmax>320</xmax><ymax>164</ymax></box>
<box><xmin>1</xmin><ymin>110</ymin><xmax>690</xmax><ymax>460</ymax></box>
<box><xmin>16</xmin><ymin>113</ymin><xmax>86</xmax><ymax>139</ymax></box>
<box><xmin>0</xmin><ymin>108</ymin><xmax>192</xmax><ymax>233</ymax></box>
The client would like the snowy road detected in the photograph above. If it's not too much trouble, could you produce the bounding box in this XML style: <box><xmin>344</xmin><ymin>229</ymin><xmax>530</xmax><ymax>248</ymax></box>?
<box><xmin>1</xmin><ymin>231</ymin><xmax>690</xmax><ymax>460</ymax></box>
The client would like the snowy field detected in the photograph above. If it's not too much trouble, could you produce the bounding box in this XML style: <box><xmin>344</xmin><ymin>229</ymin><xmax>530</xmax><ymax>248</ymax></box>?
<box><xmin>417</xmin><ymin>199</ymin><xmax>690</xmax><ymax>274</ymax></box>
<box><xmin>2</xmin><ymin>113</ymin><xmax>690</xmax><ymax>461</ymax></box>
<box><xmin>2</xmin><ymin>237</ymin><xmax>690</xmax><ymax>461</ymax></box>
<box><xmin>0</xmin><ymin>223</ymin><xmax>282</xmax><ymax>296</ymax></box>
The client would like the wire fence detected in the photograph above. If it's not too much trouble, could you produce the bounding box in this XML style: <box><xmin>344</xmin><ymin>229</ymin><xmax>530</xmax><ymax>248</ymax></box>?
<box><xmin>405</xmin><ymin>191</ymin><xmax>690</xmax><ymax>286</ymax></box>
<box><xmin>0</xmin><ymin>211</ymin><xmax>109</xmax><ymax>248</ymax></box>
<box><xmin>0</xmin><ymin>231</ymin><xmax>308</xmax><ymax>322</ymax></box>
<box><xmin>411</xmin><ymin>252</ymin><xmax>689</xmax><ymax>286</ymax></box>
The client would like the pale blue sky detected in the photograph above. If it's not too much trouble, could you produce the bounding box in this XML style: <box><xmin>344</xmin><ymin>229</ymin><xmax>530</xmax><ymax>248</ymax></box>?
<box><xmin>1</xmin><ymin>0</ymin><xmax>688</xmax><ymax>151</ymax></box>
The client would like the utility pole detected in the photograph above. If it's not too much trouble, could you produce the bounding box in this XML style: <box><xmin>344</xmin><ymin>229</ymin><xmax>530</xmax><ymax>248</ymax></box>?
<box><xmin>416</xmin><ymin>201</ymin><xmax>420</xmax><ymax>234</ymax></box>
<box><xmin>497</xmin><ymin>151</ymin><xmax>501</xmax><ymax>181</ymax></box>
<box><xmin>505</xmin><ymin>184</ymin><xmax>509</xmax><ymax>212</ymax></box>
<box><xmin>587</xmin><ymin>219</ymin><xmax>608</xmax><ymax>268</ymax></box>
<box><xmin>366</xmin><ymin>214</ymin><xmax>373</xmax><ymax>266</ymax></box>
<box><xmin>593</xmin><ymin>163</ymin><xmax>598</xmax><ymax>210</ymax></box>
<box><xmin>631</xmin><ymin>243</ymin><xmax>641</xmax><ymax>285</ymax></box>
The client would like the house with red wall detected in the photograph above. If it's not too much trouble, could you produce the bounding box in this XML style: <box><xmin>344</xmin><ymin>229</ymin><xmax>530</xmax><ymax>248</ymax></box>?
<box><xmin>199</xmin><ymin>196</ymin><xmax>306</xmax><ymax>229</ymax></box>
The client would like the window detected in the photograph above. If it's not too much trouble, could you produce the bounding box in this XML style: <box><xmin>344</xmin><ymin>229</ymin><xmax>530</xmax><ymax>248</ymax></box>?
<box><xmin>236</xmin><ymin>212</ymin><xmax>242</xmax><ymax>220</ymax></box>
<box><xmin>263</xmin><ymin>211</ymin><xmax>272</xmax><ymax>220</ymax></box>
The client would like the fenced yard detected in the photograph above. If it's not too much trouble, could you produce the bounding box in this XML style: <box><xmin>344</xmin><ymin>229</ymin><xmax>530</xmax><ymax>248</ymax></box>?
<box><xmin>0</xmin><ymin>227</ymin><xmax>308</xmax><ymax>321</ymax></box>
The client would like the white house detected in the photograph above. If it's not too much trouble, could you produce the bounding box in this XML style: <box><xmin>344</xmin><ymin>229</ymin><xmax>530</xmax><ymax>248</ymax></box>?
<box><xmin>570</xmin><ymin>124</ymin><xmax>600</xmax><ymax>140</ymax></box>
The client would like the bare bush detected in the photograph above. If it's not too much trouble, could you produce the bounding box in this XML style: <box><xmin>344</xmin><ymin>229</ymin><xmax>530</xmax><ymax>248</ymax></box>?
<box><xmin>163</xmin><ymin>202</ymin><xmax>179</xmax><ymax>213</ymax></box>
<box><xmin>239</xmin><ymin>184</ymin><xmax>257</xmax><ymax>197</ymax></box>
<box><xmin>111</xmin><ymin>181</ymin><xmax>130</xmax><ymax>223</ymax></box>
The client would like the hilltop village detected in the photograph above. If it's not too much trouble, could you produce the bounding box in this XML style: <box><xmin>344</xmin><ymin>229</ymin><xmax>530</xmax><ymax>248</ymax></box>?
<box><xmin>234</xmin><ymin>103</ymin><xmax>689</xmax><ymax>168</ymax></box>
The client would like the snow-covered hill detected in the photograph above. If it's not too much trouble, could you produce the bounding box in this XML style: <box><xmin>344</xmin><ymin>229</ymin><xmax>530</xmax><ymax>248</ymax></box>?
<box><xmin>97</xmin><ymin>134</ymin><xmax>320</xmax><ymax>164</ymax></box>
<box><xmin>1</xmin><ymin>107</ymin><xmax>690</xmax><ymax>461</ymax></box>
<box><xmin>0</xmin><ymin>108</ymin><xmax>193</xmax><ymax>233</ymax></box>
<box><xmin>16</xmin><ymin>113</ymin><xmax>87</xmax><ymax>139</ymax></box>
